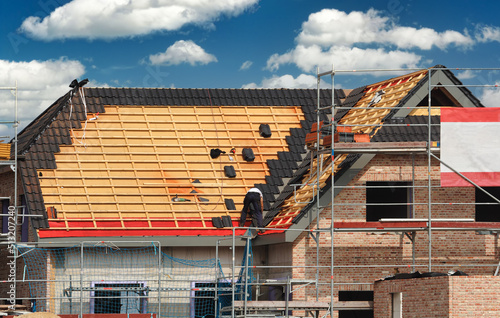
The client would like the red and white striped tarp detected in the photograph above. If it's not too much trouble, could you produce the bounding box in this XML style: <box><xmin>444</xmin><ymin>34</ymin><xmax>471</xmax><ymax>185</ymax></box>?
<box><xmin>441</xmin><ymin>107</ymin><xmax>500</xmax><ymax>187</ymax></box>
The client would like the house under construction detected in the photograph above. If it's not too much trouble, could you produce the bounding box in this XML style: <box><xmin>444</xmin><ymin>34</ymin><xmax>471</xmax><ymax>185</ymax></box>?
<box><xmin>1</xmin><ymin>66</ymin><xmax>500</xmax><ymax>318</ymax></box>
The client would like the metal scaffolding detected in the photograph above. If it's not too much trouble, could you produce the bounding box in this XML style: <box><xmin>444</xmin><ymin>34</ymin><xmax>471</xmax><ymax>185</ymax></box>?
<box><xmin>227</xmin><ymin>66</ymin><xmax>500</xmax><ymax>318</ymax></box>
<box><xmin>2</xmin><ymin>67</ymin><xmax>500</xmax><ymax>318</ymax></box>
<box><xmin>0</xmin><ymin>82</ymin><xmax>19</xmax><ymax>312</ymax></box>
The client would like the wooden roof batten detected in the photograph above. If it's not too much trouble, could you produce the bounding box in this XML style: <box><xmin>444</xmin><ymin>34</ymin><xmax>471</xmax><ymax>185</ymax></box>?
<box><xmin>42</xmin><ymin>106</ymin><xmax>300</xmax><ymax>227</ymax></box>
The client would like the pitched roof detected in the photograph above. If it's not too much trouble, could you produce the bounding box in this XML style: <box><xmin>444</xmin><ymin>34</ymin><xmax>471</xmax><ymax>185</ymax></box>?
<box><xmin>17</xmin><ymin>87</ymin><xmax>339</xmax><ymax>238</ymax></box>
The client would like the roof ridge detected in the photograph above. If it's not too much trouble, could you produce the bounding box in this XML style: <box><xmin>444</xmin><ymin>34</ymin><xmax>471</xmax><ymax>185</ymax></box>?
<box><xmin>82</xmin><ymin>87</ymin><xmax>339</xmax><ymax>107</ymax></box>
<box><xmin>84</xmin><ymin>87</ymin><xmax>342</xmax><ymax>91</ymax></box>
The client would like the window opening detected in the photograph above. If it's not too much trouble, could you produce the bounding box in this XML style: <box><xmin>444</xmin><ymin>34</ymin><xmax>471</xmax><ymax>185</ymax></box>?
<box><xmin>475</xmin><ymin>187</ymin><xmax>500</xmax><ymax>222</ymax></box>
<box><xmin>1</xmin><ymin>199</ymin><xmax>8</xmax><ymax>233</ymax></box>
<box><xmin>391</xmin><ymin>292</ymin><xmax>403</xmax><ymax>318</ymax></box>
<box><xmin>338</xmin><ymin>291</ymin><xmax>373</xmax><ymax>318</ymax></box>
<box><xmin>366</xmin><ymin>182</ymin><xmax>412</xmax><ymax>221</ymax></box>
<box><xmin>190</xmin><ymin>281</ymin><xmax>230</xmax><ymax>318</ymax></box>
<box><xmin>90</xmin><ymin>282</ymin><xmax>147</xmax><ymax>314</ymax></box>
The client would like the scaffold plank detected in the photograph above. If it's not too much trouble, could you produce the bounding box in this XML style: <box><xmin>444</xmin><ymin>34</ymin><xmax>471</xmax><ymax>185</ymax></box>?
<box><xmin>229</xmin><ymin>300</ymin><xmax>373</xmax><ymax>311</ymax></box>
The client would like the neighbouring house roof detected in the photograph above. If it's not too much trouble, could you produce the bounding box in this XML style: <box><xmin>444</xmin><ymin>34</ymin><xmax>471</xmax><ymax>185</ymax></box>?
<box><xmin>0</xmin><ymin>143</ymin><xmax>11</xmax><ymax>160</ymax></box>
<box><xmin>12</xmin><ymin>66</ymin><xmax>484</xmax><ymax>243</ymax></box>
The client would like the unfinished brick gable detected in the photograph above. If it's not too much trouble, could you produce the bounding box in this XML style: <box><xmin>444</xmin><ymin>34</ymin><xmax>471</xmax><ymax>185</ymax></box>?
<box><xmin>291</xmin><ymin>153</ymin><xmax>500</xmax><ymax>310</ymax></box>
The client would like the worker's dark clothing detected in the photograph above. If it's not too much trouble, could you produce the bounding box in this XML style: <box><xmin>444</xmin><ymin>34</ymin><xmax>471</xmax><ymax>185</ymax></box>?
<box><xmin>239</xmin><ymin>191</ymin><xmax>263</xmax><ymax>228</ymax></box>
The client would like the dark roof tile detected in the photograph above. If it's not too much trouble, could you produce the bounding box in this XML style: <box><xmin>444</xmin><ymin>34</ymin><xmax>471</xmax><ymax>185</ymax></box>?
<box><xmin>285</xmin><ymin>135</ymin><xmax>297</xmax><ymax>146</ymax></box>
<box><xmin>300</xmin><ymin>120</ymin><xmax>311</xmax><ymax>132</ymax></box>
<box><xmin>371</xmin><ymin>116</ymin><xmax>440</xmax><ymax>142</ymax></box>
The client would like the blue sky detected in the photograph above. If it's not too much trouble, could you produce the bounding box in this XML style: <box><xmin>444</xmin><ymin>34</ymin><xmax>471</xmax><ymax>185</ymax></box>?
<box><xmin>1</xmin><ymin>0</ymin><xmax>500</xmax><ymax>137</ymax></box>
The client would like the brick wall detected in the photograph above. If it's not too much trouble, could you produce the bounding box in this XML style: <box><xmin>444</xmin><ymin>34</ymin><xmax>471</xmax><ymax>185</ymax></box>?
<box><xmin>0</xmin><ymin>168</ymin><xmax>37</xmax><ymax>309</ymax></box>
<box><xmin>374</xmin><ymin>276</ymin><xmax>500</xmax><ymax>317</ymax></box>
<box><xmin>449</xmin><ymin>276</ymin><xmax>500</xmax><ymax>317</ymax></box>
<box><xmin>291</xmin><ymin>154</ymin><xmax>500</xmax><ymax>315</ymax></box>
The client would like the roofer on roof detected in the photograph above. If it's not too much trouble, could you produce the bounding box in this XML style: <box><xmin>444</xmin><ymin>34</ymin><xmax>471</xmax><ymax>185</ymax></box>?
<box><xmin>239</xmin><ymin>187</ymin><xmax>264</xmax><ymax>233</ymax></box>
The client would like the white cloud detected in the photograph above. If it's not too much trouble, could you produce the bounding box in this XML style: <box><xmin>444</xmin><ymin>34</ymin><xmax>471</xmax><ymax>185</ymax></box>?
<box><xmin>457</xmin><ymin>70</ymin><xmax>478</xmax><ymax>80</ymax></box>
<box><xmin>268</xmin><ymin>8</ymin><xmax>475</xmax><ymax>73</ymax></box>
<box><xmin>242</xmin><ymin>74</ymin><xmax>329</xmax><ymax>89</ymax></box>
<box><xmin>267</xmin><ymin>45</ymin><xmax>421</xmax><ymax>73</ymax></box>
<box><xmin>480</xmin><ymin>82</ymin><xmax>500</xmax><ymax>107</ymax></box>
<box><xmin>20</xmin><ymin>0</ymin><xmax>259</xmax><ymax>40</ymax></box>
<box><xmin>297</xmin><ymin>9</ymin><xmax>473</xmax><ymax>50</ymax></box>
<box><xmin>297</xmin><ymin>9</ymin><xmax>387</xmax><ymax>47</ymax></box>
<box><xmin>385</xmin><ymin>27</ymin><xmax>473</xmax><ymax>50</ymax></box>
<box><xmin>89</xmin><ymin>80</ymin><xmax>111</xmax><ymax>88</ymax></box>
<box><xmin>240</xmin><ymin>60</ymin><xmax>253</xmax><ymax>70</ymax></box>
<box><xmin>475</xmin><ymin>25</ymin><xmax>500</xmax><ymax>43</ymax></box>
<box><xmin>148</xmin><ymin>40</ymin><xmax>217</xmax><ymax>66</ymax></box>
<box><xmin>0</xmin><ymin>58</ymin><xmax>85</xmax><ymax>137</ymax></box>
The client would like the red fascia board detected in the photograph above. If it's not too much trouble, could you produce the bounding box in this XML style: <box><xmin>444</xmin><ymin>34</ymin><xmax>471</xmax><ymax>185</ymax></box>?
<box><xmin>39</xmin><ymin>219</ymin><xmax>248</xmax><ymax>238</ymax></box>
<box><xmin>38</xmin><ymin>227</ymin><xmax>249</xmax><ymax>238</ymax></box>
<box><xmin>48</xmin><ymin>218</ymin><xmax>225</xmax><ymax>228</ymax></box>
